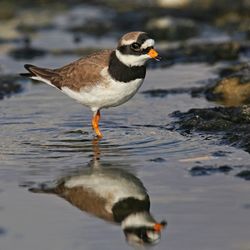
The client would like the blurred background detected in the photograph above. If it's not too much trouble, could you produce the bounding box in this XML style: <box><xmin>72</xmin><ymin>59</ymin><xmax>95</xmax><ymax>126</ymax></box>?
<box><xmin>1</xmin><ymin>0</ymin><xmax>250</xmax><ymax>98</ymax></box>
<box><xmin>1</xmin><ymin>0</ymin><xmax>250</xmax><ymax>68</ymax></box>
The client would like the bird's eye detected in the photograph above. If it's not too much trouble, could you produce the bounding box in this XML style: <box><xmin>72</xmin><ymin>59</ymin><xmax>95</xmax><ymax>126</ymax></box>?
<box><xmin>131</xmin><ymin>43</ymin><xmax>140</xmax><ymax>51</ymax></box>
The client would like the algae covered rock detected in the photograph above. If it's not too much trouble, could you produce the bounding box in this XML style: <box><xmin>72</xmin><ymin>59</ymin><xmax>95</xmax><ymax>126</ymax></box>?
<box><xmin>171</xmin><ymin>105</ymin><xmax>250</xmax><ymax>153</ymax></box>
<box><xmin>205</xmin><ymin>63</ymin><xmax>250</xmax><ymax>106</ymax></box>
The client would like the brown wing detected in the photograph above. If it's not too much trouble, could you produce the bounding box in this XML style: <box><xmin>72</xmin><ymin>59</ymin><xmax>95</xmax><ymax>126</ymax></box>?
<box><xmin>53</xmin><ymin>183</ymin><xmax>114</xmax><ymax>222</ymax></box>
<box><xmin>22</xmin><ymin>50</ymin><xmax>113</xmax><ymax>91</ymax></box>
<box><xmin>54</xmin><ymin>49</ymin><xmax>113</xmax><ymax>91</ymax></box>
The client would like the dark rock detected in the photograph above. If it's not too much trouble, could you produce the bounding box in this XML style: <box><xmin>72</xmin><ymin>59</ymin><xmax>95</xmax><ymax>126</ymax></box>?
<box><xmin>218</xmin><ymin>62</ymin><xmax>250</xmax><ymax>78</ymax></box>
<box><xmin>0</xmin><ymin>75</ymin><xmax>23</xmax><ymax>100</ymax></box>
<box><xmin>142</xmin><ymin>88</ymin><xmax>191</xmax><ymax>98</ymax></box>
<box><xmin>189</xmin><ymin>165</ymin><xmax>233</xmax><ymax>176</ymax></box>
<box><xmin>171</xmin><ymin>105</ymin><xmax>250</xmax><ymax>153</ymax></box>
<box><xmin>189</xmin><ymin>166</ymin><xmax>209</xmax><ymax>176</ymax></box>
<box><xmin>212</xmin><ymin>151</ymin><xmax>231</xmax><ymax>157</ymax></box>
<box><xmin>149</xmin><ymin>157</ymin><xmax>166</xmax><ymax>162</ymax></box>
<box><xmin>236</xmin><ymin>170</ymin><xmax>250</xmax><ymax>181</ymax></box>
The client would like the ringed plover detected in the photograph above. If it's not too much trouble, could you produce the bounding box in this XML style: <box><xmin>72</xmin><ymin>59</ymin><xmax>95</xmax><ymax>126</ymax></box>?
<box><xmin>21</xmin><ymin>31</ymin><xmax>160</xmax><ymax>138</ymax></box>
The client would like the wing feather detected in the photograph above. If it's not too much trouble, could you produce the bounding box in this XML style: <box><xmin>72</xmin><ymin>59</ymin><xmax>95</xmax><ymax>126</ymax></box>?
<box><xmin>55</xmin><ymin>50</ymin><xmax>112</xmax><ymax>91</ymax></box>
<box><xmin>21</xmin><ymin>50</ymin><xmax>113</xmax><ymax>91</ymax></box>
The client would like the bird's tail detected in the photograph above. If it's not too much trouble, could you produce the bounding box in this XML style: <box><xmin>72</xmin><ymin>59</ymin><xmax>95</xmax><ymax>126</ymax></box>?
<box><xmin>28</xmin><ymin>181</ymin><xmax>57</xmax><ymax>194</ymax></box>
<box><xmin>20</xmin><ymin>64</ymin><xmax>61</xmax><ymax>89</ymax></box>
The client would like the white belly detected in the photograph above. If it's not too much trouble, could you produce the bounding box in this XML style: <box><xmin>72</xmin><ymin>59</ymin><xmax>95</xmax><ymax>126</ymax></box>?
<box><xmin>64</xmin><ymin>170</ymin><xmax>147</xmax><ymax>213</ymax></box>
<box><xmin>61</xmin><ymin>76</ymin><xmax>144</xmax><ymax>112</ymax></box>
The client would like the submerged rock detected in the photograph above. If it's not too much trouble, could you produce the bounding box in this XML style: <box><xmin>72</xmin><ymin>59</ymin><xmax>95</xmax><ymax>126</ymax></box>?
<box><xmin>149</xmin><ymin>157</ymin><xmax>166</xmax><ymax>163</ymax></box>
<box><xmin>189</xmin><ymin>165</ymin><xmax>233</xmax><ymax>176</ymax></box>
<box><xmin>171</xmin><ymin>105</ymin><xmax>250</xmax><ymax>153</ymax></box>
<box><xmin>142</xmin><ymin>88</ymin><xmax>191</xmax><ymax>98</ymax></box>
<box><xmin>0</xmin><ymin>75</ymin><xmax>22</xmax><ymax>100</ymax></box>
<box><xmin>236</xmin><ymin>170</ymin><xmax>250</xmax><ymax>181</ymax></box>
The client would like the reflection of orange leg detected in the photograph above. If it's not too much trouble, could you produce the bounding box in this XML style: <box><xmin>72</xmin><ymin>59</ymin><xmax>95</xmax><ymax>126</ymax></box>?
<box><xmin>92</xmin><ymin>138</ymin><xmax>101</xmax><ymax>161</ymax></box>
<box><xmin>92</xmin><ymin>110</ymin><xmax>103</xmax><ymax>138</ymax></box>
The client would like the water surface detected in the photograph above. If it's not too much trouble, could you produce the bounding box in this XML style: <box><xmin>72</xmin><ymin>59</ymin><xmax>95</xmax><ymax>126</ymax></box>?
<box><xmin>1</xmin><ymin>63</ymin><xmax>250</xmax><ymax>250</ymax></box>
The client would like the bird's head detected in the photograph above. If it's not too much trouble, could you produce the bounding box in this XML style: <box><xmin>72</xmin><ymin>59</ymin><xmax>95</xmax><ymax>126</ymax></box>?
<box><xmin>122</xmin><ymin>212</ymin><xmax>167</xmax><ymax>246</ymax></box>
<box><xmin>116</xmin><ymin>31</ymin><xmax>160</xmax><ymax>67</ymax></box>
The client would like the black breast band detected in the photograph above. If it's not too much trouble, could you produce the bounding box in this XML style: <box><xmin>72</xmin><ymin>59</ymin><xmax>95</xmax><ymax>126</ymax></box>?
<box><xmin>108</xmin><ymin>51</ymin><xmax>146</xmax><ymax>83</ymax></box>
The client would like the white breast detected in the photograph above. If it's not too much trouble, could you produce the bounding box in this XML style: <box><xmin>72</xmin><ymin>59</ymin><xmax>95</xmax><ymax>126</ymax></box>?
<box><xmin>64</xmin><ymin>171</ymin><xmax>147</xmax><ymax>213</ymax></box>
<box><xmin>61</xmin><ymin>67</ymin><xmax>144</xmax><ymax>112</ymax></box>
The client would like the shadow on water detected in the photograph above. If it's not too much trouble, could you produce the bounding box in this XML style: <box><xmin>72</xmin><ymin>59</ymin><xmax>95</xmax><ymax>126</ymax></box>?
<box><xmin>28</xmin><ymin>139</ymin><xmax>167</xmax><ymax>246</ymax></box>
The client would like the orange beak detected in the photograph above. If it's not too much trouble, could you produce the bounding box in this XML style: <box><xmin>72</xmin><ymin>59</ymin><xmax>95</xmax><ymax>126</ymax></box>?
<box><xmin>153</xmin><ymin>223</ymin><xmax>164</xmax><ymax>232</ymax></box>
<box><xmin>147</xmin><ymin>48</ymin><xmax>160</xmax><ymax>60</ymax></box>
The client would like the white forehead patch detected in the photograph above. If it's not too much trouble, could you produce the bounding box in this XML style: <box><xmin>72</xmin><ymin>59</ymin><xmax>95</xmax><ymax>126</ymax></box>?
<box><xmin>141</xmin><ymin>39</ymin><xmax>155</xmax><ymax>49</ymax></box>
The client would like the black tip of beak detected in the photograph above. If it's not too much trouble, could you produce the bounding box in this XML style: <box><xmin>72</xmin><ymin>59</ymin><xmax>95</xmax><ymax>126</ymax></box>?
<box><xmin>161</xmin><ymin>220</ymin><xmax>167</xmax><ymax>227</ymax></box>
<box><xmin>154</xmin><ymin>55</ymin><xmax>161</xmax><ymax>61</ymax></box>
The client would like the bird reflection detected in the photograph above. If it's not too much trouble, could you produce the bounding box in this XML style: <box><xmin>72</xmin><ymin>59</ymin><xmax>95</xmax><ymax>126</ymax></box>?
<box><xmin>29</xmin><ymin>140</ymin><xmax>166</xmax><ymax>245</ymax></box>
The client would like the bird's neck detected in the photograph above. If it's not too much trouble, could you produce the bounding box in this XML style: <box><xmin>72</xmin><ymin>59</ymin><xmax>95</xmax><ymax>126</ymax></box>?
<box><xmin>112</xmin><ymin>196</ymin><xmax>150</xmax><ymax>223</ymax></box>
<box><xmin>108</xmin><ymin>51</ymin><xmax>146</xmax><ymax>83</ymax></box>
<box><xmin>121</xmin><ymin>211</ymin><xmax>156</xmax><ymax>230</ymax></box>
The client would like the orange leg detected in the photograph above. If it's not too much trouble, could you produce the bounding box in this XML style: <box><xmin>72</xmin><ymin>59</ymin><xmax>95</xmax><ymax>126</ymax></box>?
<box><xmin>92</xmin><ymin>110</ymin><xmax>103</xmax><ymax>138</ymax></box>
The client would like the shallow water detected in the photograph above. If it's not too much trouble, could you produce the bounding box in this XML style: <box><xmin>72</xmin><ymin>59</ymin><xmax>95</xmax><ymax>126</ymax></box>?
<box><xmin>1</xmin><ymin>62</ymin><xmax>250</xmax><ymax>250</ymax></box>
